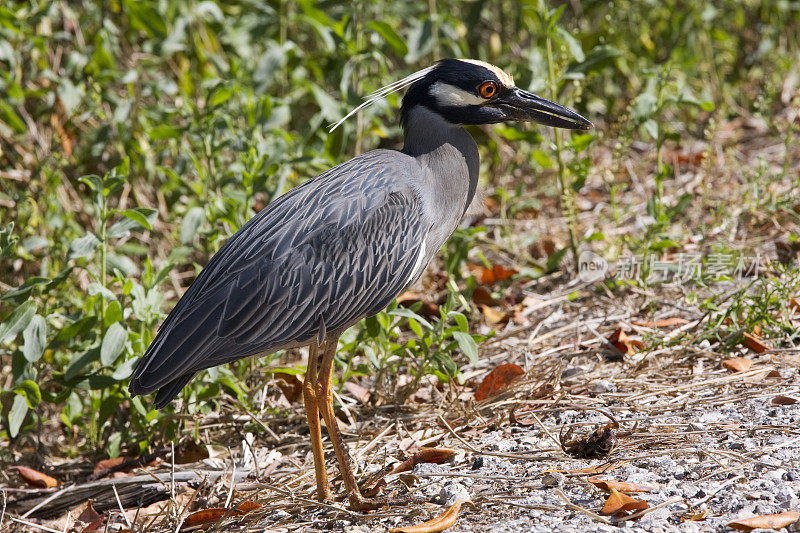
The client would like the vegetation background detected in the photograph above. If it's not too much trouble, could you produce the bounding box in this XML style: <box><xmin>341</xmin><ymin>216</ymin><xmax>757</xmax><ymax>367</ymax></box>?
<box><xmin>0</xmin><ymin>0</ymin><xmax>798</xmax><ymax>482</ymax></box>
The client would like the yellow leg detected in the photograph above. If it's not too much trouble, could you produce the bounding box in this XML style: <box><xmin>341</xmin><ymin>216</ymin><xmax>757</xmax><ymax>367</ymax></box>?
<box><xmin>316</xmin><ymin>331</ymin><xmax>379</xmax><ymax>510</ymax></box>
<box><xmin>302</xmin><ymin>343</ymin><xmax>330</xmax><ymax>501</ymax></box>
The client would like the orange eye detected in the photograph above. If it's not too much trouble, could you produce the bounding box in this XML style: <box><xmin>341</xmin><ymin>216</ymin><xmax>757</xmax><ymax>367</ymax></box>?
<box><xmin>479</xmin><ymin>81</ymin><xmax>498</xmax><ymax>98</ymax></box>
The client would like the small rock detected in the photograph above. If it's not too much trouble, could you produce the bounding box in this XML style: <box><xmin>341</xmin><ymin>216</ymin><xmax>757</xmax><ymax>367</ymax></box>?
<box><xmin>541</xmin><ymin>472</ymin><xmax>565</xmax><ymax>487</ymax></box>
<box><xmin>438</xmin><ymin>482</ymin><xmax>470</xmax><ymax>507</ymax></box>
<box><xmin>591</xmin><ymin>380</ymin><xmax>618</xmax><ymax>393</ymax></box>
<box><xmin>561</xmin><ymin>366</ymin><xmax>586</xmax><ymax>380</ymax></box>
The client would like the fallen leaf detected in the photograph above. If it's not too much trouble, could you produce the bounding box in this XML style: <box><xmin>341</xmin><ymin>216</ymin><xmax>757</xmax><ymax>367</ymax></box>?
<box><xmin>467</xmin><ymin>263</ymin><xmax>518</xmax><ymax>284</ymax></box>
<box><xmin>722</xmin><ymin>357</ymin><xmax>752</xmax><ymax>373</ymax></box>
<box><xmin>632</xmin><ymin>317</ymin><xmax>689</xmax><ymax>328</ymax></box>
<box><xmin>397</xmin><ymin>291</ymin><xmax>440</xmax><ymax>318</ymax></box>
<box><xmin>10</xmin><ymin>466</ymin><xmax>57</xmax><ymax>488</ymax></box>
<box><xmin>235</xmin><ymin>500</ymin><xmax>261</xmax><ymax>513</ymax></box>
<box><xmin>684</xmin><ymin>510</ymin><xmax>709</xmax><ymax>521</ymax></box>
<box><xmin>474</xmin><ymin>363</ymin><xmax>525</xmax><ymax>401</ymax></box>
<box><xmin>771</xmin><ymin>395</ymin><xmax>799</xmax><ymax>406</ymax></box>
<box><xmin>742</xmin><ymin>332</ymin><xmax>769</xmax><ymax>353</ymax></box>
<box><xmin>389</xmin><ymin>447</ymin><xmax>458</xmax><ymax>475</ymax></box>
<box><xmin>181</xmin><ymin>501</ymin><xmax>261</xmax><ymax>530</ymax></box>
<box><xmin>600</xmin><ymin>488</ymin><xmax>649</xmax><ymax>516</ymax></box>
<box><xmin>607</xmin><ymin>328</ymin><xmax>645</xmax><ymax>355</ymax></box>
<box><xmin>588</xmin><ymin>477</ymin><xmax>658</xmax><ymax>493</ymax></box>
<box><xmin>480</xmin><ymin>304</ymin><xmax>509</xmax><ymax>325</ymax></box>
<box><xmin>344</xmin><ymin>381</ymin><xmax>370</xmax><ymax>403</ymax></box>
<box><xmin>767</xmin><ymin>370</ymin><xmax>783</xmax><ymax>379</ymax></box>
<box><xmin>471</xmin><ymin>286</ymin><xmax>499</xmax><ymax>306</ymax></box>
<box><xmin>389</xmin><ymin>499</ymin><xmax>473</xmax><ymax>533</ymax></box>
<box><xmin>728</xmin><ymin>511</ymin><xmax>800</xmax><ymax>531</ymax></box>
<box><xmin>790</xmin><ymin>298</ymin><xmax>800</xmax><ymax>312</ymax></box>
<box><xmin>93</xmin><ymin>457</ymin><xmax>127</xmax><ymax>475</ymax></box>
<box><xmin>273</xmin><ymin>372</ymin><xmax>303</xmax><ymax>403</ymax></box>
<box><xmin>175</xmin><ymin>440</ymin><xmax>210</xmax><ymax>464</ymax></box>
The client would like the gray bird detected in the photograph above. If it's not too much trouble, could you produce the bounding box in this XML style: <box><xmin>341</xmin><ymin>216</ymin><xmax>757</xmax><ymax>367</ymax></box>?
<box><xmin>129</xmin><ymin>58</ymin><xmax>591</xmax><ymax>509</ymax></box>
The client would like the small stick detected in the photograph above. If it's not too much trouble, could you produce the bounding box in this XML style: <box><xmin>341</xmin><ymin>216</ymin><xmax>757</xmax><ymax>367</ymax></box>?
<box><xmin>113</xmin><ymin>484</ymin><xmax>132</xmax><ymax>528</ymax></box>
<box><xmin>553</xmin><ymin>489</ymin><xmax>612</xmax><ymax>525</ymax></box>
<box><xmin>8</xmin><ymin>515</ymin><xmax>64</xmax><ymax>533</ymax></box>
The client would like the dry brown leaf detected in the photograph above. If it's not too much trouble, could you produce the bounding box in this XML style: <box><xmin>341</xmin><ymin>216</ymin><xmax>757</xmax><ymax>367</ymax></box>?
<box><xmin>771</xmin><ymin>395</ymin><xmax>799</xmax><ymax>406</ymax></box>
<box><xmin>344</xmin><ymin>381</ymin><xmax>370</xmax><ymax>403</ymax></box>
<box><xmin>742</xmin><ymin>332</ymin><xmax>769</xmax><ymax>354</ymax></box>
<box><xmin>607</xmin><ymin>328</ymin><xmax>645</xmax><ymax>355</ymax></box>
<box><xmin>471</xmin><ymin>286</ymin><xmax>499</xmax><ymax>306</ymax></box>
<box><xmin>632</xmin><ymin>317</ymin><xmax>689</xmax><ymax>328</ymax></box>
<box><xmin>600</xmin><ymin>488</ymin><xmax>649</xmax><ymax>516</ymax></box>
<box><xmin>181</xmin><ymin>501</ymin><xmax>261</xmax><ymax>530</ymax></box>
<box><xmin>175</xmin><ymin>440</ymin><xmax>210</xmax><ymax>464</ymax></box>
<box><xmin>790</xmin><ymin>298</ymin><xmax>800</xmax><ymax>312</ymax></box>
<box><xmin>588</xmin><ymin>477</ymin><xmax>658</xmax><ymax>493</ymax></box>
<box><xmin>474</xmin><ymin>363</ymin><xmax>525</xmax><ymax>401</ymax></box>
<box><xmin>728</xmin><ymin>511</ymin><xmax>800</xmax><ymax>531</ymax></box>
<box><xmin>685</xmin><ymin>510</ymin><xmax>709</xmax><ymax>521</ymax></box>
<box><xmin>722</xmin><ymin>357</ymin><xmax>753</xmax><ymax>373</ymax></box>
<box><xmin>397</xmin><ymin>291</ymin><xmax>440</xmax><ymax>318</ymax></box>
<box><xmin>10</xmin><ymin>465</ymin><xmax>58</xmax><ymax>488</ymax></box>
<box><xmin>767</xmin><ymin>370</ymin><xmax>783</xmax><ymax>379</ymax></box>
<box><xmin>389</xmin><ymin>499</ymin><xmax>472</xmax><ymax>533</ymax></box>
<box><xmin>480</xmin><ymin>304</ymin><xmax>509</xmax><ymax>325</ymax></box>
<box><xmin>273</xmin><ymin>372</ymin><xmax>303</xmax><ymax>403</ymax></box>
<box><xmin>467</xmin><ymin>263</ymin><xmax>518</xmax><ymax>284</ymax></box>
<box><xmin>389</xmin><ymin>447</ymin><xmax>458</xmax><ymax>475</ymax></box>
<box><xmin>93</xmin><ymin>457</ymin><xmax>127</xmax><ymax>475</ymax></box>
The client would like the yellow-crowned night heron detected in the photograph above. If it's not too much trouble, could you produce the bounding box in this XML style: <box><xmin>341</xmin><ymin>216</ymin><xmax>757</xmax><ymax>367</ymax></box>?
<box><xmin>129</xmin><ymin>59</ymin><xmax>591</xmax><ymax>509</ymax></box>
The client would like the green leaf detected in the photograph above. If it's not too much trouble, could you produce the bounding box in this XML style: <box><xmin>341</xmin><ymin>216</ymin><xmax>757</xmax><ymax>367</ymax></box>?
<box><xmin>208</xmin><ymin>86</ymin><xmax>233</xmax><ymax>107</ymax></box>
<box><xmin>368</xmin><ymin>21</ymin><xmax>408</xmax><ymax>56</ymax></box>
<box><xmin>452</xmin><ymin>331</ymin><xmax>479</xmax><ymax>365</ymax></box>
<box><xmin>0</xmin><ymin>300</ymin><xmax>36</xmax><ymax>344</ymax></box>
<box><xmin>14</xmin><ymin>380</ymin><xmax>41</xmax><ymax>408</ymax></box>
<box><xmin>105</xmin><ymin>300</ymin><xmax>123</xmax><ymax>326</ymax></box>
<box><xmin>68</xmin><ymin>233</ymin><xmax>100</xmax><ymax>260</ymax></box>
<box><xmin>0</xmin><ymin>100</ymin><xmax>25</xmax><ymax>133</ymax></box>
<box><xmin>22</xmin><ymin>314</ymin><xmax>47</xmax><ymax>362</ymax></box>
<box><xmin>532</xmin><ymin>149</ymin><xmax>553</xmax><ymax>168</ymax></box>
<box><xmin>643</xmin><ymin>118</ymin><xmax>659</xmax><ymax>140</ymax></box>
<box><xmin>389</xmin><ymin>307</ymin><xmax>434</xmax><ymax>330</ymax></box>
<box><xmin>120</xmin><ymin>208</ymin><xmax>157</xmax><ymax>230</ymax></box>
<box><xmin>566</xmin><ymin>45</ymin><xmax>620</xmax><ymax>75</ymax></box>
<box><xmin>101</xmin><ymin>322</ymin><xmax>127</xmax><ymax>366</ymax></box>
<box><xmin>557</xmin><ymin>27</ymin><xmax>585</xmax><ymax>62</ymax></box>
<box><xmin>180</xmin><ymin>206</ymin><xmax>205</xmax><ymax>244</ymax></box>
<box><xmin>8</xmin><ymin>394</ymin><xmax>29</xmax><ymax>437</ymax></box>
<box><xmin>108</xmin><ymin>208</ymin><xmax>157</xmax><ymax>239</ymax></box>
<box><xmin>112</xmin><ymin>356</ymin><xmax>139</xmax><ymax>380</ymax></box>
<box><xmin>65</xmin><ymin>348</ymin><xmax>101</xmax><ymax>381</ymax></box>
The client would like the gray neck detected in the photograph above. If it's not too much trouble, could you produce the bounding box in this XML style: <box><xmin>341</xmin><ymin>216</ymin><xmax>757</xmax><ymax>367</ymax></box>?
<box><xmin>401</xmin><ymin>106</ymin><xmax>480</xmax><ymax>221</ymax></box>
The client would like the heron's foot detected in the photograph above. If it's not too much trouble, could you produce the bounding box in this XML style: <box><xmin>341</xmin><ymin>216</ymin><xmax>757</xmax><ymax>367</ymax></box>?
<box><xmin>348</xmin><ymin>492</ymin><xmax>427</xmax><ymax>511</ymax></box>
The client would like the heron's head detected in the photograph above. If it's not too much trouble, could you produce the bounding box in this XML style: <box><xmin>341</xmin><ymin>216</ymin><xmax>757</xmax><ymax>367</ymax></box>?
<box><xmin>400</xmin><ymin>58</ymin><xmax>592</xmax><ymax>130</ymax></box>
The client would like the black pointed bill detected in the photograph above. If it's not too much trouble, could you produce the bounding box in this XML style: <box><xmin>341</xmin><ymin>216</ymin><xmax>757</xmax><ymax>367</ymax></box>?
<box><xmin>495</xmin><ymin>88</ymin><xmax>592</xmax><ymax>130</ymax></box>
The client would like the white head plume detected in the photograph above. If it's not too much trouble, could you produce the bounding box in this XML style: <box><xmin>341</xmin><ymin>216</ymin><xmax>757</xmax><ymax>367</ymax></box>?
<box><xmin>328</xmin><ymin>66</ymin><xmax>434</xmax><ymax>133</ymax></box>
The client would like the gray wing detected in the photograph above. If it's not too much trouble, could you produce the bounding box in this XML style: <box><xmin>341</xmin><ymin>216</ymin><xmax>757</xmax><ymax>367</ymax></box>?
<box><xmin>129</xmin><ymin>150</ymin><xmax>430</xmax><ymax>406</ymax></box>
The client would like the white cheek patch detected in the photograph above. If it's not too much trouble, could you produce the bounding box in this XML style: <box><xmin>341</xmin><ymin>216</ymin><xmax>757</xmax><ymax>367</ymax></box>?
<box><xmin>429</xmin><ymin>81</ymin><xmax>485</xmax><ymax>107</ymax></box>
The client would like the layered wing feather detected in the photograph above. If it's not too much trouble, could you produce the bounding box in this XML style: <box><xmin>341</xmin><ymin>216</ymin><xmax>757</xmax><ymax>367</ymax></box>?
<box><xmin>129</xmin><ymin>151</ymin><xmax>429</xmax><ymax>406</ymax></box>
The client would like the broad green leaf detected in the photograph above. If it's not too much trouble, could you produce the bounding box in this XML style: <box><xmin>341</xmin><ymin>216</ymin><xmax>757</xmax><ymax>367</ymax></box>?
<box><xmin>557</xmin><ymin>27</ymin><xmax>585</xmax><ymax>62</ymax></box>
<box><xmin>101</xmin><ymin>322</ymin><xmax>127</xmax><ymax>366</ymax></box>
<box><xmin>452</xmin><ymin>331</ymin><xmax>479</xmax><ymax>365</ymax></box>
<box><xmin>65</xmin><ymin>348</ymin><xmax>101</xmax><ymax>381</ymax></box>
<box><xmin>120</xmin><ymin>208</ymin><xmax>157</xmax><ymax>230</ymax></box>
<box><xmin>389</xmin><ymin>307</ymin><xmax>434</xmax><ymax>330</ymax></box>
<box><xmin>22</xmin><ymin>314</ymin><xmax>47</xmax><ymax>362</ymax></box>
<box><xmin>0</xmin><ymin>300</ymin><xmax>36</xmax><ymax>344</ymax></box>
<box><xmin>180</xmin><ymin>206</ymin><xmax>205</xmax><ymax>244</ymax></box>
<box><xmin>112</xmin><ymin>356</ymin><xmax>139</xmax><ymax>380</ymax></box>
<box><xmin>14</xmin><ymin>380</ymin><xmax>41</xmax><ymax>408</ymax></box>
<box><xmin>368</xmin><ymin>21</ymin><xmax>408</xmax><ymax>56</ymax></box>
<box><xmin>8</xmin><ymin>394</ymin><xmax>29</xmax><ymax>437</ymax></box>
<box><xmin>68</xmin><ymin>233</ymin><xmax>100</xmax><ymax>260</ymax></box>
